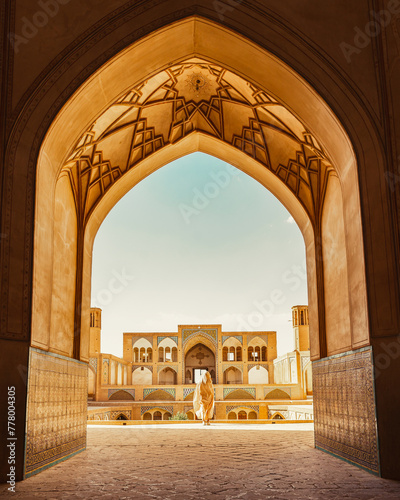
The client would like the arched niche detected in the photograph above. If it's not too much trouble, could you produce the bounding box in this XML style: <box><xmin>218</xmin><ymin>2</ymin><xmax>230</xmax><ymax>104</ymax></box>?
<box><xmin>32</xmin><ymin>16</ymin><xmax>368</xmax><ymax>369</ymax></box>
<box><xmin>248</xmin><ymin>366</ymin><xmax>269</xmax><ymax>384</ymax></box>
<box><xmin>185</xmin><ymin>343</ymin><xmax>216</xmax><ymax>383</ymax></box>
<box><xmin>223</xmin><ymin>368</ymin><xmax>243</xmax><ymax>385</ymax></box>
<box><xmin>132</xmin><ymin>367</ymin><xmax>152</xmax><ymax>385</ymax></box>
<box><xmin>158</xmin><ymin>368</ymin><xmax>177</xmax><ymax>385</ymax></box>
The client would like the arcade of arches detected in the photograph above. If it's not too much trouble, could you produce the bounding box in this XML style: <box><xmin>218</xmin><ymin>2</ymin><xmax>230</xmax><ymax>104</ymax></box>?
<box><xmin>87</xmin><ymin>307</ymin><xmax>312</xmax><ymax>422</ymax></box>
<box><xmin>0</xmin><ymin>5</ymin><xmax>399</xmax><ymax>485</ymax></box>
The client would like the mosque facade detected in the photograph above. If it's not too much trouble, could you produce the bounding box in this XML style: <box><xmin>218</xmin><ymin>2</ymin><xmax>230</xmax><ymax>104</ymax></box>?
<box><xmin>87</xmin><ymin>306</ymin><xmax>313</xmax><ymax>421</ymax></box>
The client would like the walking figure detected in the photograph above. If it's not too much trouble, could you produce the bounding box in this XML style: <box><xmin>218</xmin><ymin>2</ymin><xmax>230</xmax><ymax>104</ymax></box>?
<box><xmin>193</xmin><ymin>371</ymin><xmax>214</xmax><ymax>425</ymax></box>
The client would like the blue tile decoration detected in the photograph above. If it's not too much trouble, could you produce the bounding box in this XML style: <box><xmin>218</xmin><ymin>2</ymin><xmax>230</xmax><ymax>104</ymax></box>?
<box><xmin>223</xmin><ymin>387</ymin><xmax>256</xmax><ymax>399</ymax></box>
<box><xmin>108</xmin><ymin>388</ymin><xmax>135</xmax><ymax>399</ymax></box>
<box><xmin>141</xmin><ymin>405</ymin><xmax>174</xmax><ymax>415</ymax></box>
<box><xmin>183</xmin><ymin>388</ymin><xmax>195</xmax><ymax>398</ymax></box>
<box><xmin>157</xmin><ymin>336</ymin><xmax>178</xmax><ymax>346</ymax></box>
<box><xmin>182</xmin><ymin>328</ymin><xmax>217</xmax><ymax>344</ymax></box>
<box><xmin>226</xmin><ymin>405</ymin><xmax>259</xmax><ymax>414</ymax></box>
<box><xmin>89</xmin><ymin>357</ymin><xmax>98</xmax><ymax>372</ymax></box>
<box><xmin>143</xmin><ymin>387</ymin><xmax>176</xmax><ymax>399</ymax></box>
<box><xmin>221</xmin><ymin>335</ymin><xmax>243</xmax><ymax>345</ymax></box>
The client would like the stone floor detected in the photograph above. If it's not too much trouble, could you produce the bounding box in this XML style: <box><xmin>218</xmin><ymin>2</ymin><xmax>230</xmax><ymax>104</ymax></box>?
<box><xmin>2</xmin><ymin>424</ymin><xmax>400</xmax><ymax>499</ymax></box>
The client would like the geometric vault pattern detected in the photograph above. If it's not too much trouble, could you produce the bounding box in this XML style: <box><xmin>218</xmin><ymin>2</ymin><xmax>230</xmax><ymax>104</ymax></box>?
<box><xmin>61</xmin><ymin>59</ymin><xmax>333</xmax><ymax>227</ymax></box>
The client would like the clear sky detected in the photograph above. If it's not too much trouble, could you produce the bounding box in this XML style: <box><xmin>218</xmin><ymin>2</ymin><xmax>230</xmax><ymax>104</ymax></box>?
<box><xmin>91</xmin><ymin>152</ymin><xmax>308</xmax><ymax>357</ymax></box>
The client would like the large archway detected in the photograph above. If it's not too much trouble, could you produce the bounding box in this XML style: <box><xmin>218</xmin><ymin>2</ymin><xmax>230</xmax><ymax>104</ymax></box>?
<box><xmin>32</xmin><ymin>19</ymin><xmax>368</xmax><ymax>366</ymax></box>
<box><xmin>185</xmin><ymin>343</ymin><xmax>216</xmax><ymax>384</ymax></box>
<box><xmin>5</xmin><ymin>16</ymin><xmax>392</xmax><ymax>481</ymax></box>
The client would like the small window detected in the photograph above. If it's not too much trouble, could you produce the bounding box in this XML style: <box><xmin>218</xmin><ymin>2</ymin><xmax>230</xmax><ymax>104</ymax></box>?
<box><xmin>228</xmin><ymin>352</ymin><xmax>234</xmax><ymax>361</ymax></box>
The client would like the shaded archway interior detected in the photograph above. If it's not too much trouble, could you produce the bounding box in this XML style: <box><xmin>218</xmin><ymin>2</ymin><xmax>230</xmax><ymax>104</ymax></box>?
<box><xmin>31</xmin><ymin>17</ymin><xmax>369</xmax><ymax>370</ymax></box>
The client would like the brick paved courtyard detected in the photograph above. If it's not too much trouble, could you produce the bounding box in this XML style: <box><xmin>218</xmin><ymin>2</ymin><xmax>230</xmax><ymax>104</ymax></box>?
<box><xmin>2</xmin><ymin>424</ymin><xmax>400</xmax><ymax>499</ymax></box>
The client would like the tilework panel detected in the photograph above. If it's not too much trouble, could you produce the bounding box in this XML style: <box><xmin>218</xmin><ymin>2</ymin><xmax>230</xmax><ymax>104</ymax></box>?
<box><xmin>107</xmin><ymin>388</ymin><xmax>135</xmax><ymax>399</ymax></box>
<box><xmin>313</xmin><ymin>347</ymin><xmax>379</xmax><ymax>475</ymax></box>
<box><xmin>226</xmin><ymin>405</ymin><xmax>259</xmax><ymax>414</ymax></box>
<box><xmin>222</xmin><ymin>335</ymin><xmax>243</xmax><ymax>344</ymax></box>
<box><xmin>143</xmin><ymin>387</ymin><xmax>176</xmax><ymax>399</ymax></box>
<box><xmin>157</xmin><ymin>336</ymin><xmax>178</xmax><ymax>345</ymax></box>
<box><xmin>183</xmin><ymin>388</ymin><xmax>195</xmax><ymax>398</ymax></box>
<box><xmin>141</xmin><ymin>406</ymin><xmax>174</xmax><ymax>415</ymax></box>
<box><xmin>111</xmin><ymin>410</ymin><xmax>132</xmax><ymax>420</ymax></box>
<box><xmin>182</xmin><ymin>329</ymin><xmax>217</xmax><ymax>344</ymax></box>
<box><xmin>89</xmin><ymin>357</ymin><xmax>97</xmax><ymax>372</ymax></box>
<box><xmin>223</xmin><ymin>387</ymin><xmax>256</xmax><ymax>399</ymax></box>
<box><xmin>25</xmin><ymin>348</ymin><xmax>87</xmax><ymax>478</ymax></box>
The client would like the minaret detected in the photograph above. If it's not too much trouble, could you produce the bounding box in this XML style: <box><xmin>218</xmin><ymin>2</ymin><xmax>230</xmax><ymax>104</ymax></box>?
<box><xmin>89</xmin><ymin>307</ymin><xmax>102</xmax><ymax>356</ymax></box>
<box><xmin>291</xmin><ymin>305</ymin><xmax>310</xmax><ymax>351</ymax></box>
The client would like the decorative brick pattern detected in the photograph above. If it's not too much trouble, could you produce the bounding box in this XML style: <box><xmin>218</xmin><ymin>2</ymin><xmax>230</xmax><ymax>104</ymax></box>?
<box><xmin>107</xmin><ymin>388</ymin><xmax>135</xmax><ymax>400</ymax></box>
<box><xmin>157</xmin><ymin>336</ymin><xmax>178</xmax><ymax>345</ymax></box>
<box><xmin>226</xmin><ymin>405</ymin><xmax>259</xmax><ymax>414</ymax></box>
<box><xmin>182</xmin><ymin>329</ymin><xmax>217</xmax><ymax>344</ymax></box>
<box><xmin>183</xmin><ymin>388</ymin><xmax>195</xmax><ymax>398</ymax></box>
<box><xmin>223</xmin><ymin>387</ymin><xmax>256</xmax><ymax>399</ymax></box>
<box><xmin>222</xmin><ymin>335</ymin><xmax>243</xmax><ymax>344</ymax></box>
<box><xmin>143</xmin><ymin>387</ymin><xmax>176</xmax><ymax>399</ymax></box>
<box><xmin>111</xmin><ymin>410</ymin><xmax>132</xmax><ymax>420</ymax></box>
<box><xmin>89</xmin><ymin>357</ymin><xmax>98</xmax><ymax>372</ymax></box>
<box><xmin>140</xmin><ymin>406</ymin><xmax>174</xmax><ymax>415</ymax></box>
<box><xmin>24</xmin><ymin>349</ymin><xmax>87</xmax><ymax>478</ymax></box>
<box><xmin>313</xmin><ymin>347</ymin><xmax>379</xmax><ymax>475</ymax></box>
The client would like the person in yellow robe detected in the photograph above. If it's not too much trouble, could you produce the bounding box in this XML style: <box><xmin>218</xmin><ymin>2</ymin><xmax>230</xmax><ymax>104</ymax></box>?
<box><xmin>193</xmin><ymin>371</ymin><xmax>214</xmax><ymax>425</ymax></box>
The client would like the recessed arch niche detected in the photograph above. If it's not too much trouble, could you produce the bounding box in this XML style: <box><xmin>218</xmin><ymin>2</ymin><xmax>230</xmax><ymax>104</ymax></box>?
<box><xmin>31</xmin><ymin>17</ymin><xmax>368</xmax><ymax>369</ymax></box>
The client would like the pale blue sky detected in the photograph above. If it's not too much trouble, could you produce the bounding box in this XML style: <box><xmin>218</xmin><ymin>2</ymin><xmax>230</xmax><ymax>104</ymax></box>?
<box><xmin>91</xmin><ymin>153</ymin><xmax>308</xmax><ymax>357</ymax></box>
